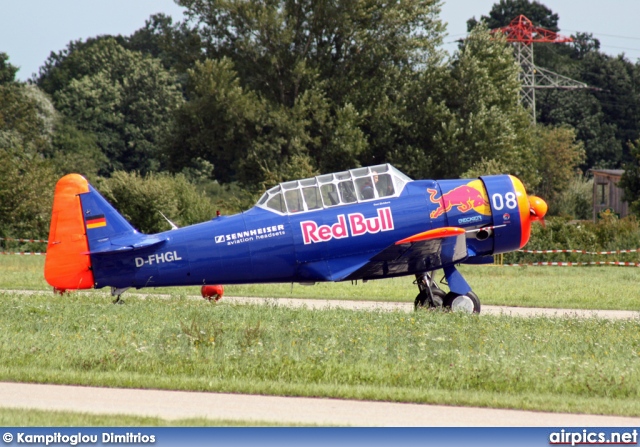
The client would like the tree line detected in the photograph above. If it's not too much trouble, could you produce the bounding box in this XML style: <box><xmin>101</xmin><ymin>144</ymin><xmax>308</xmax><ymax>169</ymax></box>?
<box><xmin>2</xmin><ymin>0</ymin><xmax>640</xmax><ymax>240</ymax></box>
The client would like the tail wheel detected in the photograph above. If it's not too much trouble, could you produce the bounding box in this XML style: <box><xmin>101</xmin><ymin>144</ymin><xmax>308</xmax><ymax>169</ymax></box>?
<box><xmin>201</xmin><ymin>285</ymin><xmax>224</xmax><ymax>302</ymax></box>
<box><xmin>443</xmin><ymin>291</ymin><xmax>481</xmax><ymax>314</ymax></box>
<box><xmin>414</xmin><ymin>288</ymin><xmax>446</xmax><ymax>310</ymax></box>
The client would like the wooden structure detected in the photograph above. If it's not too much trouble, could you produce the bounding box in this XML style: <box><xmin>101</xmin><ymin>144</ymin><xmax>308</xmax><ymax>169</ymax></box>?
<box><xmin>591</xmin><ymin>169</ymin><xmax>628</xmax><ymax>220</ymax></box>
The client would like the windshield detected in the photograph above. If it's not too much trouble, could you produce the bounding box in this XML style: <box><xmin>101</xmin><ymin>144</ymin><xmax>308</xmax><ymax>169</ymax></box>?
<box><xmin>256</xmin><ymin>164</ymin><xmax>412</xmax><ymax>214</ymax></box>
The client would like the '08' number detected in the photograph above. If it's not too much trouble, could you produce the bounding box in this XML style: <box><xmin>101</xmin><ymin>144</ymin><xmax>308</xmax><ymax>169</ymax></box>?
<box><xmin>491</xmin><ymin>192</ymin><xmax>517</xmax><ymax>211</ymax></box>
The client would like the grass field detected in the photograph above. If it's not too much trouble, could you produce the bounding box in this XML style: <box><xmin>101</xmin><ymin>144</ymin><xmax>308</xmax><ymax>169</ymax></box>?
<box><xmin>1</xmin><ymin>254</ymin><xmax>640</xmax><ymax>424</ymax></box>
<box><xmin>1</xmin><ymin>290</ymin><xmax>640</xmax><ymax>418</ymax></box>
<box><xmin>2</xmin><ymin>255</ymin><xmax>640</xmax><ymax>310</ymax></box>
<box><xmin>0</xmin><ymin>408</ymin><xmax>291</xmax><ymax>427</ymax></box>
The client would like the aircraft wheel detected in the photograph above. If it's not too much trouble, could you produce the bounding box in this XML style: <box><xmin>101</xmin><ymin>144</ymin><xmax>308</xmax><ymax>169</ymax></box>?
<box><xmin>443</xmin><ymin>291</ymin><xmax>481</xmax><ymax>314</ymax></box>
<box><xmin>414</xmin><ymin>288</ymin><xmax>446</xmax><ymax>310</ymax></box>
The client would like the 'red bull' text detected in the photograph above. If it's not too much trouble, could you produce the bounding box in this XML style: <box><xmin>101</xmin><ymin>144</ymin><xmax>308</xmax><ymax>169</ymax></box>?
<box><xmin>300</xmin><ymin>207</ymin><xmax>394</xmax><ymax>244</ymax></box>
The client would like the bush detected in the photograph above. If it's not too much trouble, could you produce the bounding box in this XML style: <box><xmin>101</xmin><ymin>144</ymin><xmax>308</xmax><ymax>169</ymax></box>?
<box><xmin>0</xmin><ymin>144</ymin><xmax>57</xmax><ymax>248</ymax></box>
<box><xmin>505</xmin><ymin>214</ymin><xmax>640</xmax><ymax>264</ymax></box>
<box><xmin>551</xmin><ymin>174</ymin><xmax>592</xmax><ymax>220</ymax></box>
<box><xmin>97</xmin><ymin>171</ymin><xmax>221</xmax><ymax>234</ymax></box>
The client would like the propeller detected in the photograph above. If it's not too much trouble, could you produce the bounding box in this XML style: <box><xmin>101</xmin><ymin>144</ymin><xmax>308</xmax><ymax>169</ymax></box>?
<box><xmin>528</xmin><ymin>195</ymin><xmax>548</xmax><ymax>226</ymax></box>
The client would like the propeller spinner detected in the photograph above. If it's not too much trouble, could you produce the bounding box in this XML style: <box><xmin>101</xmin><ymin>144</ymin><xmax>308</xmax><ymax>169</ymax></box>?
<box><xmin>528</xmin><ymin>195</ymin><xmax>548</xmax><ymax>226</ymax></box>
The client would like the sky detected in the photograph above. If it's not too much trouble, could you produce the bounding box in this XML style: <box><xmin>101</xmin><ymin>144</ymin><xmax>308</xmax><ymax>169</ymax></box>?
<box><xmin>3</xmin><ymin>0</ymin><xmax>640</xmax><ymax>81</ymax></box>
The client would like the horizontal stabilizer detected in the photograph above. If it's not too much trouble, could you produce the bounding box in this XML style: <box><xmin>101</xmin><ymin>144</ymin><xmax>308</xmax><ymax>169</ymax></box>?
<box><xmin>87</xmin><ymin>236</ymin><xmax>167</xmax><ymax>255</ymax></box>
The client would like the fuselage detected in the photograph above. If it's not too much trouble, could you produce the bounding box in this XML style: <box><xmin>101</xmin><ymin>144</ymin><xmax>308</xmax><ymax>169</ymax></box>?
<box><xmin>89</xmin><ymin>174</ymin><xmax>532</xmax><ymax>290</ymax></box>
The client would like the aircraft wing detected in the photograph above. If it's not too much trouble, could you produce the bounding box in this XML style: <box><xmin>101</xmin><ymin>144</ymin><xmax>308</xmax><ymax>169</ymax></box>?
<box><xmin>340</xmin><ymin>227</ymin><xmax>469</xmax><ymax>281</ymax></box>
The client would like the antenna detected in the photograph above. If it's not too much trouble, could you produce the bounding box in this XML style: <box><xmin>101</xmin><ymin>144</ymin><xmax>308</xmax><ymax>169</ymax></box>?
<box><xmin>492</xmin><ymin>15</ymin><xmax>589</xmax><ymax>124</ymax></box>
<box><xmin>159</xmin><ymin>211</ymin><xmax>179</xmax><ymax>230</ymax></box>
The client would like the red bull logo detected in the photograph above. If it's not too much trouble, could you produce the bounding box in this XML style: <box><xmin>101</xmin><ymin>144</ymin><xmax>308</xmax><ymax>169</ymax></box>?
<box><xmin>300</xmin><ymin>207</ymin><xmax>394</xmax><ymax>244</ymax></box>
<box><xmin>427</xmin><ymin>180</ymin><xmax>491</xmax><ymax>219</ymax></box>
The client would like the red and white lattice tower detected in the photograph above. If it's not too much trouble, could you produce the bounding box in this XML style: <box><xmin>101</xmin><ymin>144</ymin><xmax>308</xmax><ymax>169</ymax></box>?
<box><xmin>493</xmin><ymin>15</ymin><xmax>588</xmax><ymax>123</ymax></box>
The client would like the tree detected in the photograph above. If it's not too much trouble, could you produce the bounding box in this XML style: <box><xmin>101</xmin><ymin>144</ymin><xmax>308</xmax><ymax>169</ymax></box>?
<box><xmin>537</xmin><ymin>89</ymin><xmax>622</xmax><ymax>169</ymax></box>
<box><xmin>466</xmin><ymin>0</ymin><xmax>577</xmax><ymax>88</ymax></box>
<box><xmin>165</xmin><ymin>0</ymin><xmax>446</xmax><ymax>187</ymax></box>
<box><xmin>535</xmin><ymin>50</ymin><xmax>640</xmax><ymax>170</ymax></box>
<box><xmin>37</xmin><ymin>36</ymin><xmax>127</xmax><ymax>93</ymax></box>
<box><xmin>619</xmin><ymin>140</ymin><xmax>640</xmax><ymax>217</ymax></box>
<box><xmin>467</xmin><ymin>1</ymin><xmax>640</xmax><ymax>176</ymax></box>
<box><xmin>47</xmin><ymin>118</ymin><xmax>107</xmax><ymax>181</ymax></box>
<box><xmin>0</xmin><ymin>84</ymin><xmax>51</xmax><ymax>152</ymax></box>
<box><xmin>0</xmin><ymin>53</ymin><xmax>19</xmax><ymax>85</ymax></box>
<box><xmin>125</xmin><ymin>13</ymin><xmax>204</xmax><ymax>75</ymax></box>
<box><xmin>570</xmin><ymin>32</ymin><xmax>601</xmax><ymax>60</ymax></box>
<box><xmin>0</xmin><ymin>83</ymin><xmax>58</xmax><ymax>239</ymax></box>
<box><xmin>165</xmin><ymin>58</ymin><xmax>317</xmax><ymax>189</ymax></box>
<box><xmin>439</xmin><ymin>25</ymin><xmax>537</xmax><ymax>186</ymax></box>
<box><xmin>533</xmin><ymin>125</ymin><xmax>585</xmax><ymax>210</ymax></box>
<box><xmin>580</xmin><ymin>53</ymin><xmax>640</xmax><ymax>161</ymax></box>
<box><xmin>467</xmin><ymin>0</ymin><xmax>559</xmax><ymax>32</ymax></box>
<box><xmin>178</xmin><ymin>0</ymin><xmax>445</xmax><ymax>107</ymax></box>
<box><xmin>39</xmin><ymin>38</ymin><xmax>184</xmax><ymax>174</ymax></box>
<box><xmin>164</xmin><ymin>0</ymin><xmax>551</xmax><ymax>191</ymax></box>
<box><xmin>0</xmin><ymin>141</ymin><xmax>57</xmax><ymax>240</ymax></box>
<box><xmin>164</xmin><ymin>58</ymin><xmax>263</xmax><ymax>184</ymax></box>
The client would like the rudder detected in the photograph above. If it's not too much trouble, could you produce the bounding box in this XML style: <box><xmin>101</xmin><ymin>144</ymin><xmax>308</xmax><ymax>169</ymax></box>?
<box><xmin>44</xmin><ymin>174</ymin><xmax>95</xmax><ymax>290</ymax></box>
<box><xmin>45</xmin><ymin>173</ymin><xmax>141</xmax><ymax>291</ymax></box>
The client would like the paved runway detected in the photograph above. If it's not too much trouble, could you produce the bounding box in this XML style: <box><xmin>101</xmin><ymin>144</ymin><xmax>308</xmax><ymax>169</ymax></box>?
<box><xmin>2</xmin><ymin>382</ymin><xmax>640</xmax><ymax>426</ymax></box>
<box><xmin>221</xmin><ymin>295</ymin><xmax>640</xmax><ymax>320</ymax></box>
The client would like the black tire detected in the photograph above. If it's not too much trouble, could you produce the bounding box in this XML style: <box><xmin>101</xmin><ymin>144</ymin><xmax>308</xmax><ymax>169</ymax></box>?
<box><xmin>467</xmin><ymin>291</ymin><xmax>481</xmax><ymax>313</ymax></box>
<box><xmin>414</xmin><ymin>288</ymin><xmax>446</xmax><ymax>310</ymax></box>
<box><xmin>443</xmin><ymin>291</ymin><xmax>481</xmax><ymax>314</ymax></box>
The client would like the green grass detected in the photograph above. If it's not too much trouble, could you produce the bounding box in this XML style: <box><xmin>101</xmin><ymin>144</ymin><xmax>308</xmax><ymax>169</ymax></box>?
<box><xmin>3</xmin><ymin>255</ymin><xmax>640</xmax><ymax>310</ymax></box>
<box><xmin>0</xmin><ymin>408</ymin><xmax>296</xmax><ymax>426</ymax></box>
<box><xmin>2</xmin><ymin>254</ymin><xmax>640</xmax><ymax>423</ymax></box>
<box><xmin>1</xmin><ymin>290</ymin><xmax>640</xmax><ymax>417</ymax></box>
<box><xmin>0</xmin><ymin>255</ymin><xmax>49</xmax><ymax>290</ymax></box>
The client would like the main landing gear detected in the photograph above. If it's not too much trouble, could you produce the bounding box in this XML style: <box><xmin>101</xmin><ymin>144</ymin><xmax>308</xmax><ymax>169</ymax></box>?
<box><xmin>413</xmin><ymin>272</ymin><xmax>481</xmax><ymax>313</ymax></box>
<box><xmin>414</xmin><ymin>272</ymin><xmax>445</xmax><ymax>310</ymax></box>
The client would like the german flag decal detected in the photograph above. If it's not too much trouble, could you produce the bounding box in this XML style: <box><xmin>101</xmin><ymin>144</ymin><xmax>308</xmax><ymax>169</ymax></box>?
<box><xmin>86</xmin><ymin>214</ymin><xmax>107</xmax><ymax>229</ymax></box>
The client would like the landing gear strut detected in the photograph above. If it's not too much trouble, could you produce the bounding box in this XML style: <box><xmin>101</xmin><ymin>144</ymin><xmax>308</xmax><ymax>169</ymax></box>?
<box><xmin>111</xmin><ymin>287</ymin><xmax>129</xmax><ymax>304</ymax></box>
<box><xmin>413</xmin><ymin>273</ymin><xmax>481</xmax><ymax>313</ymax></box>
<box><xmin>413</xmin><ymin>272</ymin><xmax>445</xmax><ymax>310</ymax></box>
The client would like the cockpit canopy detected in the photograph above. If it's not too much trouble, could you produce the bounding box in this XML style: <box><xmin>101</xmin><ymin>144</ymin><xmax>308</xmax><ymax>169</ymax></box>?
<box><xmin>256</xmin><ymin>164</ymin><xmax>413</xmax><ymax>215</ymax></box>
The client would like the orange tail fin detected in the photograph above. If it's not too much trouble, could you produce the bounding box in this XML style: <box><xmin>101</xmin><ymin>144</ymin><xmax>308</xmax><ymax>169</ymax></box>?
<box><xmin>44</xmin><ymin>174</ymin><xmax>95</xmax><ymax>290</ymax></box>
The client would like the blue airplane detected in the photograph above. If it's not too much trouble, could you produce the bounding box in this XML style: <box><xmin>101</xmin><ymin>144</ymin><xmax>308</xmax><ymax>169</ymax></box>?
<box><xmin>44</xmin><ymin>164</ymin><xmax>547</xmax><ymax>312</ymax></box>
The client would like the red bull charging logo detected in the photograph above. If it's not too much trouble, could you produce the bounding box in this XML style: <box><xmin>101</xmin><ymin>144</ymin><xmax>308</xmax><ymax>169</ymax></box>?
<box><xmin>427</xmin><ymin>180</ymin><xmax>491</xmax><ymax>219</ymax></box>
